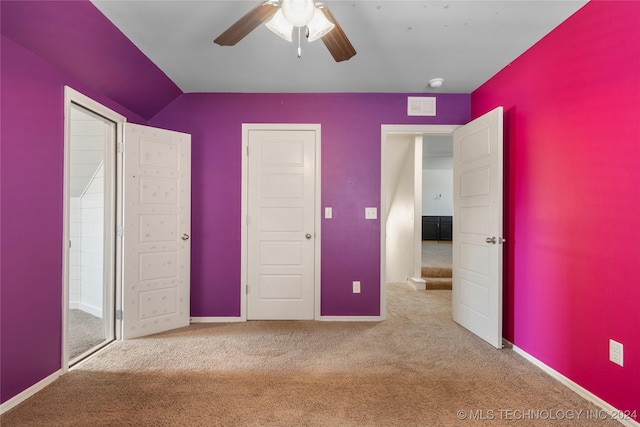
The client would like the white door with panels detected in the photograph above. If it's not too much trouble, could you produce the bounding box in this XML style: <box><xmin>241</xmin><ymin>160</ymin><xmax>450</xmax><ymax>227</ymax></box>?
<box><xmin>122</xmin><ymin>123</ymin><xmax>191</xmax><ymax>339</ymax></box>
<box><xmin>452</xmin><ymin>107</ymin><xmax>504</xmax><ymax>349</ymax></box>
<box><xmin>247</xmin><ymin>129</ymin><xmax>316</xmax><ymax>320</ymax></box>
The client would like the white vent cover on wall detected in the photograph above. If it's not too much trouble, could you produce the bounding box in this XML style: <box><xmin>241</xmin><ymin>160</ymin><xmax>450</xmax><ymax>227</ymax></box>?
<box><xmin>407</xmin><ymin>97</ymin><xmax>436</xmax><ymax>117</ymax></box>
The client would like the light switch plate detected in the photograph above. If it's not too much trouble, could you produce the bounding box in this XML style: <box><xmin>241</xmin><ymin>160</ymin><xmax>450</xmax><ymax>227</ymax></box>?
<box><xmin>365</xmin><ymin>207</ymin><xmax>377</xmax><ymax>219</ymax></box>
<box><xmin>325</xmin><ymin>207</ymin><xmax>332</xmax><ymax>219</ymax></box>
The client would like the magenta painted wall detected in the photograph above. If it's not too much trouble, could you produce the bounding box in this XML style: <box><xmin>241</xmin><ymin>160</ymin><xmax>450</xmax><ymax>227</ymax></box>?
<box><xmin>5</xmin><ymin>0</ymin><xmax>635</xmax><ymax>416</ymax></box>
<box><xmin>0</xmin><ymin>35</ymin><xmax>148</xmax><ymax>404</ymax></box>
<box><xmin>1</xmin><ymin>0</ymin><xmax>180</xmax><ymax>404</ymax></box>
<box><xmin>1</xmin><ymin>7</ymin><xmax>469</xmax><ymax>403</ymax></box>
<box><xmin>0</xmin><ymin>0</ymin><xmax>182</xmax><ymax>120</ymax></box>
<box><xmin>149</xmin><ymin>93</ymin><xmax>470</xmax><ymax>317</ymax></box>
<box><xmin>472</xmin><ymin>1</ymin><xmax>639</xmax><ymax>413</ymax></box>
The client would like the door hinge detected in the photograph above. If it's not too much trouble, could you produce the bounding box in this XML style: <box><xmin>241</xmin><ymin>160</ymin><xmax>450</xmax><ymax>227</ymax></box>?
<box><xmin>116</xmin><ymin>309</ymin><xmax>123</xmax><ymax>320</ymax></box>
<box><xmin>246</xmin><ymin>145</ymin><xmax>249</xmax><ymax>156</ymax></box>
<box><xmin>246</xmin><ymin>215</ymin><xmax>250</xmax><ymax>225</ymax></box>
<box><xmin>116</xmin><ymin>226</ymin><xmax>124</xmax><ymax>237</ymax></box>
<box><xmin>117</xmin><ymin>142</ymin><xmax>124</xmax><ymax>153</ymax></box>
<box><xmin>246</xmin><ymin>285</ymin><xmax>249</xmax><ymax>295</ymax></box>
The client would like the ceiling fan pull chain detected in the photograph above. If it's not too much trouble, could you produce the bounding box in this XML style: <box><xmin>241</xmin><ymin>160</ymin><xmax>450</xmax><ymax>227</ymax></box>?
<box><xmin>297</xmin><ymin>27</ymin><xmax>302</xmax><ymax>58</ymax></box>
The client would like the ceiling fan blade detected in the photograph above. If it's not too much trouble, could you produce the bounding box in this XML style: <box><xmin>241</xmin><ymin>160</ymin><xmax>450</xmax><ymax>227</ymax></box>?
<box><xmin>214</xmin><ymin>1</ymin><xmax>278</xmax><ymax>46</ymax></box>
<box><xmin>319</xmin><ymin>6</ymin><xmax>356</xmax><ymax>62</ymax></box>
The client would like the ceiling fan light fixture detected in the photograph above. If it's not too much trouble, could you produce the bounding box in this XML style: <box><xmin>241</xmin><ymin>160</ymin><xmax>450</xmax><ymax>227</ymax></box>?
<box><xmin>281</xmin><ymin>0</ymin><xmax>315</xmax><ymax>27</ymax></box>
<box><xmin>307</xmin><ymin>7</ymin><xmax>335</xmax><ymax>42</ymax></box>
<box><xmin>266</xmin><ymin>8</ymin><xmax>294</xmax><ymax>42</ymax></box>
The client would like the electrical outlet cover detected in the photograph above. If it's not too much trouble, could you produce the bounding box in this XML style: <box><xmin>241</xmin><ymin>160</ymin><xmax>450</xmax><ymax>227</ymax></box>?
<box><xmin>609</xmin><ymin>339</ymin><xmax>624</xmax><ymax>367</ymax></box>
<box><xmin>365</xmin><ymin>207</ymin><xmax>377</xmax><ymax>219</ymax></box>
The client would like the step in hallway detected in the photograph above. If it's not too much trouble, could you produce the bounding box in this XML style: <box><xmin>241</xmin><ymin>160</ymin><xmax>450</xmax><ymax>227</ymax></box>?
<box><xmin>421</xmin><ymin>241</ymin><xmax>452</xmax><ymax>290</ymax></box>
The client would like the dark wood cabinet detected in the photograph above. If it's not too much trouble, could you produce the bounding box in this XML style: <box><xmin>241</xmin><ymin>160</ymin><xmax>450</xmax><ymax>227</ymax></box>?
<box><xmin>421</xmin><ymin>216</ymin><xmax>439</xmax><ymax>240</ymax></box>
<box><xmin>422</xmin><ymin>216</ymin><xmax>452</xmax><ymax>241</ymax></box>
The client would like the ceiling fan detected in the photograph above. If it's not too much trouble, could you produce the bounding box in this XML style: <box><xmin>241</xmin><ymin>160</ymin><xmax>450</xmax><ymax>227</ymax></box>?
<box><xmin>214</xmin><ymin>0</ymin><xmax>356</xmax><ymax>62</ymax></box>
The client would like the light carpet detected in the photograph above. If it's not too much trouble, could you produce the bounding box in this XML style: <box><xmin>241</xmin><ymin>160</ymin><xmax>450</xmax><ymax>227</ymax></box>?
<box><xmin>68</xmin><ymin>309</ymin><xmax>105</xmax><ymax>360</ymax></box>
<box><xmin>422</xmin><ymin>241</ymin><xmax>453</xmax><ymax>290</ymax></box>
<box><xmin>2</xmin><ymin>284</ymin><xmax>618</xmax><ymax>426</ymax></box>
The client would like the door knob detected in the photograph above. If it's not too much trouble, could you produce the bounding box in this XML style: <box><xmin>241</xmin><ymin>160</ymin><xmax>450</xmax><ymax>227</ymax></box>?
<box><xmin>181</xmin><ymin>233</ymin><xmax>190</xmax><ymax>241</ymax></box>
<box><xmin>485</xmin><ymin>236</ymin><xmax>497</xmax><ymax>244</ymax></box>
<box><xmin>305</xmin><ymin>233</ymin><xmax>312</xmax><ymax>240</ymax></box>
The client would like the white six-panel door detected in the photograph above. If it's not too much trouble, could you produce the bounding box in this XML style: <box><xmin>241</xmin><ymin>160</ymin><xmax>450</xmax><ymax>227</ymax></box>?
<box><xmin>122</xmin><ymin>123</ymin><xmax>191</xmax><ymax>339</ymax></box>
<box><xmin>247</xmin><ymin>129</ymin><xmax>316</xmax><ymax>320</ymax></box>
<box><xmin>452</xmin><ymin>107</ymin><xmax>504</xmax><ymax>349</ymax></box>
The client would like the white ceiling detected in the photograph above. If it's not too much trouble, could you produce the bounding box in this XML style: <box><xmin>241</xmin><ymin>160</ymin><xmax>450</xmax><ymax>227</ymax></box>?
<box><xmin>423</xmin><ymin>134</ymin><xmax>453</xmax><ymax>158</ymax></box>
<box><xmin>91</xmin><ymin>0</ymin><xmax>587</xmax><ymax>93</ymax></box>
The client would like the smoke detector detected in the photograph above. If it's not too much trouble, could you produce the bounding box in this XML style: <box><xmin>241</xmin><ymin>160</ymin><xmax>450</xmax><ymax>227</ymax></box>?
<box><xmin>428</xmin><ymin>78</ymin><xmax>444</xmax><ymax>88</ymax></box>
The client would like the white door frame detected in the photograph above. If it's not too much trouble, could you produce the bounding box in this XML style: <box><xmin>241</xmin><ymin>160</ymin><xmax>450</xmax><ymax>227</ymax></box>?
<box><xmin>62</xmin><ymin>87</ymin><xmax>126</xmax><ymax>371</ymax></box>
<box><xmin>380</xmin><ymin>125</ymin><xmax>459</xmax><ymax>319</ymax></box>
<box><xmin>241</xmin><ymin>124</ymin><xmax>322</xmax><ymax>321</ymax></box>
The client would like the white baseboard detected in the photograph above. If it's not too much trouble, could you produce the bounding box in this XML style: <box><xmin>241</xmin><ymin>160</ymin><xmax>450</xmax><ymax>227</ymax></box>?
<box><xmin>407</xmin><ymin>277</ymin><xmax>426</xmax><ymax>290</ymax></box>
<box><xmin>0</xmin><ymin>370</ymin><xmax>62</xmax><ymax>415</ymax></box>
<box><xmin>191</xmin><ymin>316</ymin><xmax>382</xmax><ymax>322</ymax></box>
<box><xmin>190</xmin><ymin>316</ymin><xmax>245</xmax><ymax>323</ymax></box>
<box><xmin>69</xmin><ymin>302</ymin><xmax>102</xmax><ymax>318</ymax></box>
<box><xmin>512</xmin><ymin>344</ymin><xmax>639</xmax><ymax>427</ymax></box>
<box><xmin>77</xmin><ymin>302</ymin><xmax>102</xmax><ymax>318</ymax></box>
<box><xmin>319</xmin><ymin>316</ymin><xmax>382</xmax><ymax>321</ymax></box>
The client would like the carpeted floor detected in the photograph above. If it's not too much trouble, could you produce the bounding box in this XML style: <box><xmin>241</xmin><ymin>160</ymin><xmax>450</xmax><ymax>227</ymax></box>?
<box><xmin>422</xmin><ymin>241</ymin><xmax>452</xmax><ymax>289</ymax></box>
<box><xmin>421</xmin><ymin>241</ymin><xmax>452</xmax><ymax>269</ymax></box>
<box><xmin>68</xmin><ymin>309</ymin><xmax>106</xmax><ymax>361</ymax></box>
<box><xmin>2</xmin><ymin>284</ymin><xmax>619</xmax><ymax>426</ymax></box>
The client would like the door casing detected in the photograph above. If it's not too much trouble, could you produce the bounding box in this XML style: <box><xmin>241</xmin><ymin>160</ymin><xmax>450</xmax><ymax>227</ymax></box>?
<box><xmin>241</xmin><ymin>124</ymin><xmax>322</xmax><ymax>321</ymax></box>
<box><xmin>381</xmin><ymin>121</ymin><xmax>504</xmax><ymax>348</ymax></box>
<box><xmin>380</xmin><ymin>125</ymin><xmax>459</xmax><ymax>319</ymax></box>
<box><xmin>62</xmin><ymin>86</ymin><xmax>125</xmax><ymax>370</ymax></box>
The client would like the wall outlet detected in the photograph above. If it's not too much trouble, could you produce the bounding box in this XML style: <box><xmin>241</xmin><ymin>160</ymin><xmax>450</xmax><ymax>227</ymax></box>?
<box><xmin>365</xmin><ymin>207</ymin><xmax>377</xmax><ymax>219</ymax></box>
<box><xmin>352</xmin><ymin>281</ymin><xmax>361</xmax><ymax>294</ymax></box>
<box><xmin>609</xmin><ymin>339</ymin><xmax>624</xmax><ymax>367</ymax></box>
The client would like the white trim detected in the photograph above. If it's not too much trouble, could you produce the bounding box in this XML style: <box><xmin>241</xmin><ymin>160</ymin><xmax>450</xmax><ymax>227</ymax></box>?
<box><xmin>412</xmin><ymin>136</ymin><xmax>423</xmax><ymax>280</ymax></box>
<box><xmin>63</xmin><ymin>86</ymin><xmax>126</xmax><ymax>372</ymax></box>
<box><xmin>512</xmin><ymin>345</ymin><xmax>640</xmax><ymax>427</ymax></box>
<box><xmin>407</xmin><ymin>277</ymin><xmax>426</xmax><ymax>291</ymax></box>
<box><xmin>190</xmin><ymin>317</ymin><xmax>245</xmax><ymax>323</ymax></box>
<box><xmin>241</xmin><ymin>124</ymin><xmax>322</xmax><ymax>320</ymax></box>
<box><xmin>380</xmin><ymin>125</ymin><xmax>459</xmax><ymax>320</ymax></box>
<box><xmin>319</xmin><ymin>316</ymin><xmax>382</xmax><ymax>322</ymax></box>
<box><xmin>0</xmin><ymin>370</ymin><xmax>62</xmax><ymax>414</ymax></box>
<box><xmin>74</xmin><ymin>302</ymin><xmax>102</xmax><ymax>318</ymax></box>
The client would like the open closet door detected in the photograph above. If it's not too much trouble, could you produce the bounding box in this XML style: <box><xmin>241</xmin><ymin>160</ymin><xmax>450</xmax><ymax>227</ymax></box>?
<box><xmin>452</xmin><ymin>107</ymin><xmax>504</xmax><ymax>349</ymax></box>
<box><xmin>121</xmin><ymin>123</ymin><xmax>191</xmax><ymax>339</ymax></box>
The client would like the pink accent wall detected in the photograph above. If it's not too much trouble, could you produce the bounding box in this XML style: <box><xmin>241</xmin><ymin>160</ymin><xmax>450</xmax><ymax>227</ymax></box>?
<box><xmin>472</xmin><ymin>1</ymin><xmax>639</xmax><ymax>413</ymax></box>
<box><xmin>149</xmin><ymin>93</ymin><xmax>470</xmax><ymax>317</ymax></box>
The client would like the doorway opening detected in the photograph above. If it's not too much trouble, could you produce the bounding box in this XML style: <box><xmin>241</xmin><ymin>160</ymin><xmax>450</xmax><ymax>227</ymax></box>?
<box><xmin>63</xmin><ymin>87</ymin><xmax>125</xmax><ymax>367</ymax></box>
<box><xmin>420</xmin><ymin>134</ymin><xmax>454</xmax><ymax>290</ymax></box>
<box><xmin>380</xmin><ymin>125</ymin><xmax>458</xmax><ymax>318</ymax></box>
<box><xmin>381</xmin><ymin>108</ymin><xmax>504</xmax><ymax>348</ymax></box>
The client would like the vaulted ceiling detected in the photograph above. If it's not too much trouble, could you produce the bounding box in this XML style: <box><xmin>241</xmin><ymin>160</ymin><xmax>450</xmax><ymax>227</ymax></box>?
<box><xmin>92</xmin><ymin>0</ymin><xmax>587</xmax><ymax>94</ymax></box>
